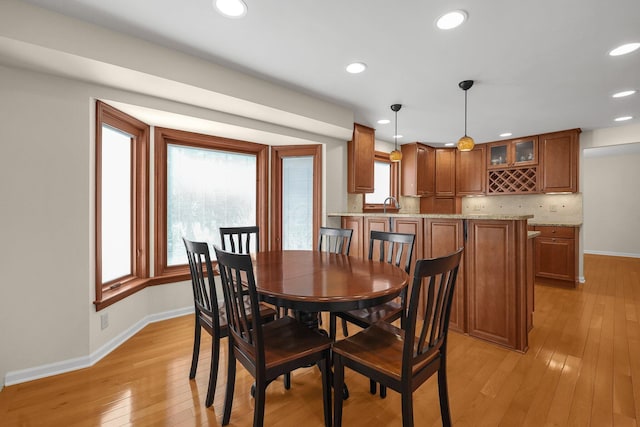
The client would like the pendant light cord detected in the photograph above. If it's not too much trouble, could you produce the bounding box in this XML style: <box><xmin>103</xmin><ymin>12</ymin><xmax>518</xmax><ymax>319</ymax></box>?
<box><xmin>464</xmin><ymin>89</ymin><xmax>468</xmax><ymax>137</ymax></box>
<box><xmin>394</xmin><ymin>109</ymin><xmax>398</xmax><ymax>150</ymax></box>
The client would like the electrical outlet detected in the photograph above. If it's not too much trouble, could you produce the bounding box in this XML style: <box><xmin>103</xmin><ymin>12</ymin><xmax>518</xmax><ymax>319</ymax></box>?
<box><xmin>549</xmin><ymin>204</ymin><xmax>558</xmax><ymax>212</ymax></box>
<box><xmin>473</xmin><ymin>204</ymin><xmax>481</xmax><ymax>212</ymax></box>
<box><xmin>101</xmin><ymin>313</ymin><xmax>109</xmax><ymax>330</ymax></box>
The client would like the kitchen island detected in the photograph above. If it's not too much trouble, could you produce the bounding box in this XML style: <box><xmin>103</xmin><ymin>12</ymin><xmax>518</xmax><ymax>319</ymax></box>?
<box><xmin>328</xmin><ymin>212</ymin><xmax>534</xmax><ymax>352</ymax></box>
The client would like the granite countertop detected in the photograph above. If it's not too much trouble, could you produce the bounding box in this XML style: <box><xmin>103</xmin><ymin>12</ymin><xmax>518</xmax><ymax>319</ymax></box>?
<box><xmin>527</xmin><ymin>220</ymin><xmax>583</xmax><ymax>227</ymax></box>
<box><xmin>528</xmin><ymin>231</ymin><xmax>541</xmax><ymax>239</ymax></box>
<box><xmin>328</xmin><ymin>212</ymin><xmax>534</xmax><ymax>221</ymax></box>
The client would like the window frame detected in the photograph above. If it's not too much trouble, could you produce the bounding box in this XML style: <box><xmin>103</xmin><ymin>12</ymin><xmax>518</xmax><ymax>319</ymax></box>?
<box><xmin>154</xmin><ymin>127</ymin><xmax>269</xmax><ymax>279</ymax></box>
<box><xmin>95</xmin><ymin>101</ymin><xmax>150</xmax><ymax>311</ymax></box>
<box><xmin>270</xmin><ymin>145</ymin><xmax>322</xmax><ymax>250</ymax></box>
<box><xmin>362</xmin><ymin>151</ymin><xmax>399</xmax><ymax>212</ymax></box>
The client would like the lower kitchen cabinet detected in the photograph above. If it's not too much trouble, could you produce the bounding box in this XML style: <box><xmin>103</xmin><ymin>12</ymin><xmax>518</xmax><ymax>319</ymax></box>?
<box><xmin>424</xmin><ymin>218</ymin><xmax>466</xmax><ymax>333</ymax></box>
<box><xmin>466</xmin><ymin>219</ymin><xmax>528</xmax><ymax>351</ymax></box>
<box><xmin>532</xmin><ymin>225</ymin><xmax>578</xmax><ymax>286</ymax></box>
<box><xmin>340</xmin><ymin>216</ymin><xmax>363</xmax><ymax>258</ymax></box>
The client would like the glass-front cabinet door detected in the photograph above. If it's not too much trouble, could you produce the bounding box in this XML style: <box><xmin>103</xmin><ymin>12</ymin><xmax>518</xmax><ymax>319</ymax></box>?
<box><xmin>513</xmin><ymin>137</ymin><xmax>537</xmax><ymax>166</ymax></box>
<box><xmin>488</xmin><ymin>137</ymin><xmax>538</xmax><ymax>169</ymax></box>
<box><xmin>488</xmin><ymin>143</ymin><xmax>509</xmax><ymax>168</ymax></box>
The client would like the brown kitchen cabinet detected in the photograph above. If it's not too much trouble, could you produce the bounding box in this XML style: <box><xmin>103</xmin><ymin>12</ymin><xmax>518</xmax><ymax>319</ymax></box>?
<box><xmin>347</xmin><ymin>123</ymin><xmax>375</xmax><ymax>193</ymax></box>
<box><xmin>532</xmin><ymin>225</ymin><xmax>578</xmax><ymax>286</ymax></box>
<box><xmin>424</xmin><ymin>218</ymin><xmax>466</xmax><ymax>333</ymax></box>
<box><xmin>435</xmin><ymin>148</ymin><xmax>456</xmax><ymax>196</ymax></box>
<box><xmin>487</xmin><ymin>136</ymin><xmax>538</xmax><ymax>169</ymax></box>
<box><xmin>466</xmin><ymin>219</ymin><xmax>528</xmax><ymax>351</ymax></box>
<box><xmin>401</xmin><ymin>142</ymin><xmax>435</xmax><ymax>196</ymax></box>
<box><xmin>340</xmin><ymin>216</ymin><xmax>364</xmax><ymax>259</ymax></box>
<box><xmin>456</xmin><ymin>144</ymin><xmax>486</xmax><ymax>195</ymax></box>
<box><xmin>363</xmin><ymin>216</ymin><xmax>390</xmax><ymax>258</ymax></box>
<box><xmin>539</xmin><ymin>129</ymin><xmax>580</xmax><ymax>193</ymax></box>
<box><xmin>420</xmin><ymin>196</ymin><xmax>461</xmax><ymax>214</ymax></box>
<box><xmin>338</xmin><ymin>214</ymin><xmax>531</xmax><ymax>352</ymax></box>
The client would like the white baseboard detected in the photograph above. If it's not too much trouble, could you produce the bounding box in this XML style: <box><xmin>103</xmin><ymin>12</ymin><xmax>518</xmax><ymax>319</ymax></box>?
<box><xmin>4</xmin><ymin>306</ymin><xmax>194</xmax><ymax>387</ymax></box>
<box><xmin>583</xmin><ymin>250</ymin><xmax>640</xmax><ymax>259</ymax></box>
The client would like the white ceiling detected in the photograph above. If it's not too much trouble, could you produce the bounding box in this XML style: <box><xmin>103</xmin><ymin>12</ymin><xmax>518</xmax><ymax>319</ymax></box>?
<box><xmin>11</xmin><ymin>0</ymin><xmax>640</xmax><ymax>145</ymax></box>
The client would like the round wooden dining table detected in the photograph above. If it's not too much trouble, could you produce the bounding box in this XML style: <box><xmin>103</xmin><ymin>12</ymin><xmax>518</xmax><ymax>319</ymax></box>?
<box><xmin>252</xmin><ymin>250</ymin><xmax>409</xmax><ymax>330</ymax></box>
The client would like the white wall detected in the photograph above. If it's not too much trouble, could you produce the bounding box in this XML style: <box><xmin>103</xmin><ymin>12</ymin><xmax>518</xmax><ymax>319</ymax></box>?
<box><xmin>582</xmin><ymin>143</ymin><xmax>640</xmax><ymax>257</ymax></box>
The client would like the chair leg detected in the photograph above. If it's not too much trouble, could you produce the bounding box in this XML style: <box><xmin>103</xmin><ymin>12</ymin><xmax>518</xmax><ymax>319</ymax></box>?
<box><xmin>401</xmin><ymin>390</ymin><xmax>414</xmax><ymax>427</ymax></box>
<box><xmin>253</xmin><ymin>378</ymin><xmax>267</xmax><ymax>427</ymax></box>
<box><xmin>329</xmin><ymin>314</ymin><xmax>337</xmax><ymax>340</ymax></box>
<box><xmin>380</xmin><ymin>384</ymin><xmax>387</xmax><ymax>398</ymax></box>
<box><xmin>189</xmin><ymin>321</ymin><xmax>201</xmax><ymax>379</ymax></box>
<box><xmin>222</xmin><ymin>343</ymin><xmax>236</xmax><ymax>425</ymax></box>
<box><xmin>437</xmin><ymin>365</ymin><xmax>452</xmax><ymax>427</ymax></box>
<box><xmin>319</xmin><ymin>352</ymin><xmax>332</xmax><ymax>427</ymax></box>
<box><xmin>369</xmin><ymin>379</ymin><xmax>376</xmax><ymax>394</ymax></box>
<box><xmin>205</xmin><ymin>335</ymin><xmax>220</xmax><ymax>407</ymax></box>
<box><xmin>284</xmin><ymin>372</ymin><xmax>291</xmax><ymax>389</ymax></box>
<box><xmin>333</xmin><ymin>353</ymin><xmax>345</xmax><ymax>427</ymax></box>
<box><xmin>341</xmin><ymin>319</ymin><xmax>349</xmax><ymax>337</ymax></box>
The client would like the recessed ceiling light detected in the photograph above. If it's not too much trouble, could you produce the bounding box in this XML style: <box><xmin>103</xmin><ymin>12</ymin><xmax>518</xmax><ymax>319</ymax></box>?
<box><xmin>614</xmin><ymin>116</ymin><xmax>633</xmax><ymax>122</ymax></box>
<box><xmin>612</xmin><ymin>90</ymin><xmax>637</xmax><ymax>98</ymax></box>
<box><xmin>499</xmin><ymin>132</ymin><xmax>513</xmax><ymax>137</ymax></box>
<box><xmin>445</xmin><ymin>143</ymin><xmax>455</xmax><ymax>147</ymax></box>
<box><xmin>436</xmin><ymin>10</ymin><xmax>468</xmax><ymax>30</ymax></box>
<box><xmin>393</xmin><ymin>134</ymin><xmax>403</xmax><ymax>139</ymax></box>
<box><xmin>214</xmin><ymin>0</ymin><xmax>247</xmax><ymax>18</ymax></box>
<box><xmin>609</xmin><ymin>42</ymin><xmax>640</xmax><ymax>56</ymax></box>
<box><xmin>377</xmin><ymin>119</ymin><xmax>390</xmax><ymax>124</ymax></box>
<box><xmin>346</xmin><ymin>62</ymin><xmax>367</xmax><ymax>74</ymax></box>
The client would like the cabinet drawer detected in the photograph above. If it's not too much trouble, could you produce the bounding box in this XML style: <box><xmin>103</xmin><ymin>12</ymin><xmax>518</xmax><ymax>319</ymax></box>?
<box><xmin>535</xmin><ymin>226</ymin><xmax>575</xmax><ymax>238</ymax></box>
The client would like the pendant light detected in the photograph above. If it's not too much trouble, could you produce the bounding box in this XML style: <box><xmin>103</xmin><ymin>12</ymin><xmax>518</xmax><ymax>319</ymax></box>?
<box><xmin>389</xmin><ymin>104</ymin><xmax>403</xmax><ymax>162</ymax></box>
<box><xmin>457</xmin><ymin>80</ymin><xmax>475</xmax><ymax>151</ymax></box>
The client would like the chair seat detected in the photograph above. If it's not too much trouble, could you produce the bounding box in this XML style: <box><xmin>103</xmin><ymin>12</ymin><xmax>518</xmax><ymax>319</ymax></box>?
<box><xmin>332</xmin><ymin>321</ymin><xmax>439</xmax><ymax>381</ymax></box>
<box><xmin>337</xmin><ymin>300</ymin><xmax>403</xmax><ymax>328</ymax></box>
<box><xmin>201</xmin><ymin>297</ymin><xmax>276</xmax><ymax>336</ymax></box>
<box><xmin>262</xmin><ymin>316</ymin><xmax>333</xmax><ymax>369</ymax></box>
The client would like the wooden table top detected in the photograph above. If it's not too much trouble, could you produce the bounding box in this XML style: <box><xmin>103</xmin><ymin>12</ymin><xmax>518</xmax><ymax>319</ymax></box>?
<box><xmin>252</xmin><ymin>250</ymin><xmax>409</xmax><ymax>312</ymax></box>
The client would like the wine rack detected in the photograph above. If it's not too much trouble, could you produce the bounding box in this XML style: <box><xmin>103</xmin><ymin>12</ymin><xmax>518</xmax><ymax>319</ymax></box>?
<box><xmin>488</xmin><ymin>167</ymin><xmax>538</xmax><ymax>194</ymax></box>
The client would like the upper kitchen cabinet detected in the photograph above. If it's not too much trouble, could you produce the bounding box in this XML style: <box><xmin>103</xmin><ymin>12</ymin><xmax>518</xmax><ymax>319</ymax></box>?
<box><xmin>401</xmin><ymin>142</ymin><xmax>435</xmax><ymax>196</ymax></box>
<box><xmin>347</xmin><ymin>123</ymin><xmax>375</xmax><ymax>193</ymax></box>
<box><xmin>488</xmin><ymin>136</ymin><xmax>538</xmax><ymax>169</ymax></box>
<box><xmin>456</xmin><ymin>144</ymin><xmax>486</xmax><ymax>195</ymax></box>
<box><xmin>435</xmin><ymin>148</ymin><xmax>456</xmax><ymax>196</ymax></box>
<box><xmin>539</xmin><ymin>129</ymin><xmax>580</xmax><ymax>193</ymax></box>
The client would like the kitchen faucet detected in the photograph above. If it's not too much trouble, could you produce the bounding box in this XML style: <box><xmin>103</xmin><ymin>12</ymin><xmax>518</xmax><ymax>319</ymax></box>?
<box><xmin>382</xmin><ymin>196</ymin><xmax>400</xmax><ymax>231</ymax></box>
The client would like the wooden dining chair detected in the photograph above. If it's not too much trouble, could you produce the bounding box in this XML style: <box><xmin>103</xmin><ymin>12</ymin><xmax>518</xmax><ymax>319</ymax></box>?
<box><xmin>329</xmin><ymin>230</ymin><xmax>415</xmax><ymax>397</ymax></box>
<box><xmin>182</xmin><ymin>238</ymin><xmax>276</xmax><ymax>408</ymax></box>
<box><xmin>219</xmin><ymin>225</ymin><xmax>292</xmax><ymax>389</ymax></box>
<box><xmin>219</xmin><ymin>226</ymin><xmax>260</xmax><ymax>254</ymax></box>
<box><xmin>317</xmin><ymin>226</ymin><xmax>353</xmax><ymax>330</ymax></box>
<box><xmin>333</xmin><ymin>248</ymin><xmax>464</xmax><ymax>427</ymax></box>
<box><xmin>317</xmin><ymin>226</ymin><xmax>353</xmax><ymax>255</ymax></box>
<box><xmin>214</xmin><ymin>246</ymin><xmax>333</xmax><ymax>427</ymax></box>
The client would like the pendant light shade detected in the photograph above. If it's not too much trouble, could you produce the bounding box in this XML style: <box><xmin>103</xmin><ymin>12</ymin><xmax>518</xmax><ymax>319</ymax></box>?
<box><xmin>389</xmin><ymin>103</ymin><xmax>403</xmax><ymax>162</ymax></box>
<box><xmin>457</xmin><ymin>80</ymin><xmax>475</xmax><ymax>152</ymax></box>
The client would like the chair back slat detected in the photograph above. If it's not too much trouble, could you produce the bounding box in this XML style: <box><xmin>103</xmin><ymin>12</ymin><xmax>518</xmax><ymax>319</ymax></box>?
<box><xmin>403</xmin><ymin>248</ymin><xmax>463</xmax><ymax>375</ymax></box>
<box><xmin>214</xmin><ymin>246</ymin><xmax>264</xmax><ymax>361</ymax></box>
<box><xmin>220</xmin><ymin>226</ymin><xmax>260</xmax><ymax>254</ymax></box>
<box><xmin>368</xmin><ymin>230</ymin><xmax>415</xmax><ymax>274</ymax></box>
<box><xmin>183</xmin><ymin>238</ymin><xmax>219</xmax><ymax>326</ymax></box>
<box><xmin>318</xmin><ymin>227</ymin><xmax>353</xmax><ymax>255</ymax></box>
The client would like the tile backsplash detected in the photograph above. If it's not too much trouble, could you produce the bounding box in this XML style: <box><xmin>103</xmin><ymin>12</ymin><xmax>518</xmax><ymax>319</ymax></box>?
<box><xmin>461</xmin><ymin>193</ymin><xmax>583</xmax><ymax>223</ymax></box>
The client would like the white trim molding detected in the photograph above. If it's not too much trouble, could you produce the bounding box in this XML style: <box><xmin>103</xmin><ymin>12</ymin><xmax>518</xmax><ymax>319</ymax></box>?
<box><xmin>583</xmin><ymin>250</ymin><xmax>640</xmax><ymax>259</ymax></box>
<box><xmin>4</xmin><ymin>306</ymin><xmax>193</xmax><ymax>387</ymax></box>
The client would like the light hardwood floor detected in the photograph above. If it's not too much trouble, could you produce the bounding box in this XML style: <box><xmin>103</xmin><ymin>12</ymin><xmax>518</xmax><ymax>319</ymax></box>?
<box><xmin>1</xmin><ymin>254</ymin><xmax>638</xmax><ymax>426</ymax></box>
